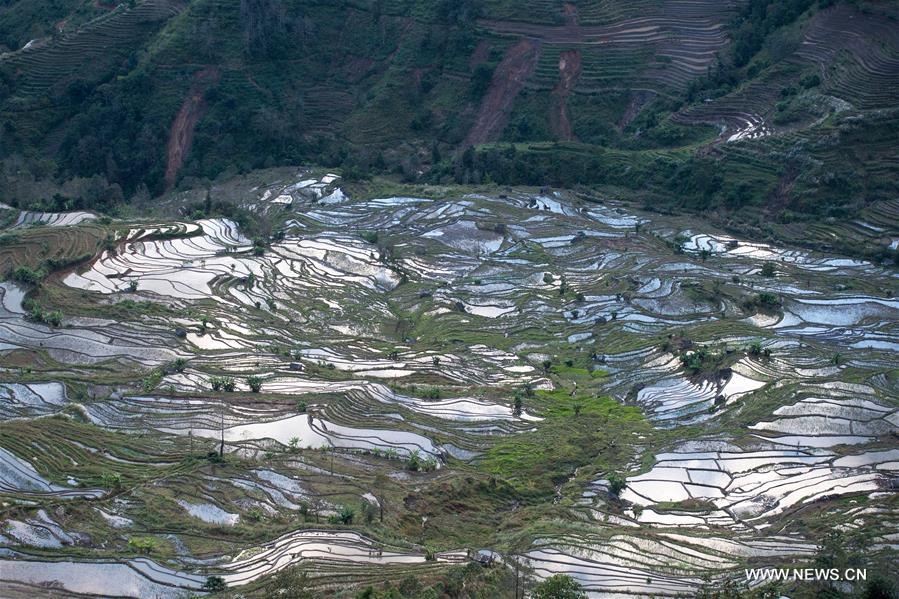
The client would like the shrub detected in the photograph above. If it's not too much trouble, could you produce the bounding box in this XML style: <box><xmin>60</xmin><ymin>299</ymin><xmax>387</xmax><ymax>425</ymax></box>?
<box><xmin>608</xmin><ymin>472</ymin><xmax>626</xmax><ymax>497</ymax></box>
<box><xmin>246</xmin><ymin>507</ymin><xmax>263</xmax><ymax>521</ymax></box>
<box><xmin>101</xmin><ymin>471</ymin><xmax>122</xmax><ymax>489</ymax></box>
<box><xmin>9</xmin><ymin>266</ymin><xmax>46</xmax><ymax>285</ymax></box>
<box><xmin>24</xmin><ymin>302</ymin><xmax>63</xmax><ymax>327</ymax></box>
<box><xmin>128</xmin><ymin>537</ymin><xmax>156</xmax><ymax>555</ymax></box>
<box><xmin>202</xmin><ymin>576</ymin><xmax>227</xmax><ymax>593</ymax></box>
<box><xmin>247</xmin><ymin>375</ymin><xmax>263</xmax><ymax>393</ymax></box>
<box><xmin>407</xmin><ymin>449</ymin><xmax>421</xmax><ymax>472</ymax></box>
<box><xmin>329</xmin><ymin>505</ymin><xmax>355</xmax><ymax>525</ymax></box>
<box><xmin>759</xmin><ymin>292</ymin><xmax>779</xmax><ymax>307</ymax></box>
<box><xmin>533</xmin><ymin>574</ymin><xmax>587</xmax><ymax>599</ymax></box>
<box><xmin>800</xmin><ymin>72</ymin><xmax>821</xmax><ymax>88</ymax></box>
<box><xmin>680</xmin><ymin>348</ymin><xmax>725</xmax><ymax>374</ymax></box>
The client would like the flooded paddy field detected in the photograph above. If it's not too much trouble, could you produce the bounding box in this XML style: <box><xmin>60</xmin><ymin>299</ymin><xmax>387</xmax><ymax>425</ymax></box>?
<box><xmin>0</xmin><ymin>171</ymin><xmax>896</xmax><ymax>597</ymax></box>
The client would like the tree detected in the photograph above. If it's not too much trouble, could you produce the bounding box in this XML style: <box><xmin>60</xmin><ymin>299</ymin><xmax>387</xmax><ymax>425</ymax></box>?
<box><xmin>247</xmin><ymin>375</ymin><xmax>263</xmax><ymax>393</ymax></box>
<box><xmin>202</xmin><ymin>576</ymin><xmax>227</xmax><ymax>593</ymax></box>
<box><xmin>269</xmin><ymin>567</ymin><xmax>313</xmax><ymax>599</ymax></box>
<box><xmin>532</xmin><ymin>574</ymin><xmax>586</xmax><ymax>599</ymax></box>
<box><xmin>607</xmin><ymin>473</ymin><xmax>626</xmax><ymax>497</ymax></box>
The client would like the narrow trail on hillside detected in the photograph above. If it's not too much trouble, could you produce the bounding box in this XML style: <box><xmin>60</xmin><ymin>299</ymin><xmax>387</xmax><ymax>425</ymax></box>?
<box><xmin>465</xmin><ymin>39</ymin><xmax>541</xmax><ymax>146</ymax></box>
<box><xmin>164</xmin><ymin>67</ymin><xmax>220</xmax><ymax>190</ymax></box>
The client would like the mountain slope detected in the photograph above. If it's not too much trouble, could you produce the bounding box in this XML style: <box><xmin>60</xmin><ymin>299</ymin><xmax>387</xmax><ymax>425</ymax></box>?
<box><xmin>0</xmin><ymin>0</ymin><xmax>897</xmax><ymax>258</ymax></box>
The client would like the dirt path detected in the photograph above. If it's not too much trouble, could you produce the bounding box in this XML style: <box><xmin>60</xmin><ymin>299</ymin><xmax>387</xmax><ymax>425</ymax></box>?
<box><xmin>465</xmin><ymin>39</ymin><xmax>540</xmax><ymax>146</ymax></box>
<box><xmin>164</xmin><ymin>67</ymin><xmax>220</xmax><ymax>190</ymax></box>
<box><xmin>550</xmin><ymin>49</ymin><xmax>582</xmax><ymax>140</ymax></box>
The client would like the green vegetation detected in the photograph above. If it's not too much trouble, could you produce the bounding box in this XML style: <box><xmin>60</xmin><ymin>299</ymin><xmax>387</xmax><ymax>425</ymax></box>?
<box><xmin>9</xmin><ymin>265</ymin><xmax>46</xmax><ymax>285</ymax></box>
<box><xmin>533</xmin><ymin>574</ymin><xmax>587</xmax><ymax>599</ymax></box>
<box><xmin>210</xmin><ymin>376</ymin><xmax>237</xmax><ymax>392</ymax></box>
<box><xmin>478</xmin><ymin>389</ymin><xmax>647</xmax><ymax>495</ymax></box>
<box><xmin>0</xmin><ymin>2</ymin><xmax>897</xmax><ymax>598</ymax></box>
<box><xmin>247</xmin><ymin>375</ymin><xmax>263</xmax><ymax>393</ymax></box>
<box><xmin>202</xmin><ymin>575</ymin><xmax>227</xmax><ymax>593</ymax></box>
<box><xmin>744</xmin><ymin>291</ymin><xmax>782</xmax><ymax>313</ymax></box>
<box><xmin>607</xmin><ymin>472</ymin><xmax>626</xmax><ymax>497</ymax></box>
<box><xmin>22</xmin><ymin>299</ymin><xmax>63</xmax><ymax>327</ymax></box>
<box><xmin>329</xmin><ymin>505</ymin><xmax>356</xmax><ymax>525</ymax></box>
<box><xmin>680</xmin><ymin>348</ymin><xmax>728</xmax><ymax>375</ymax></box>
<box><xmin>0</xmin><ymin>0</ymin><xmax>895</xmax><ymax>262</ymax></box>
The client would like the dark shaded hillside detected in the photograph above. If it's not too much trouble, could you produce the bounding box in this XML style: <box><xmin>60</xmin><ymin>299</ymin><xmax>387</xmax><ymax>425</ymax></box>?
<box><xmin>0</xmin><ymin>0</ymin><xmax>897</xmax><ymax>258</ymax></box>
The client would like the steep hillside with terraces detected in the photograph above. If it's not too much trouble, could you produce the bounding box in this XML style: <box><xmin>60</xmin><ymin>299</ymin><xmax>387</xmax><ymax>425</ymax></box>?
<box><xmin>0</xmin><ymin>0</ymin><xmax>897</xmax><ymax>259</ymax></box>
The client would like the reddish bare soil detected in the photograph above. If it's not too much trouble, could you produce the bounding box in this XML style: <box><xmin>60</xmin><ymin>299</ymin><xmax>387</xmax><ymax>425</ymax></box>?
<box><xmin>164</xmin><ymin>67</ymin><xmax>220</xmax><ymax>190</ymax></box>
<box><xmin>550</xmin><ymin>49</ymin><xmax>582</xmax><ymax>140</ymax></box>
<box><xmin>465</xmin><ymin>39</ymin><xmax>540</xmax><ymax>146</ymax></box>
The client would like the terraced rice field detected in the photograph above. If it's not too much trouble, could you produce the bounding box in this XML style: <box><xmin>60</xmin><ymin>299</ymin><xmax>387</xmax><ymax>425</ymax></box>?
<box><xmin>0</xmin><ymin>171</ymin><xmax>896</xmax><ymax>597</ymax></box>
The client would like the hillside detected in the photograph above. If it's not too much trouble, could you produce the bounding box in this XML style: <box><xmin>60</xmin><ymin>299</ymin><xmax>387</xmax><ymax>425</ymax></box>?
<box><xmin>0</xmin><ymin>0</ymin><xmax>898</xmax><ymax>259</ymax></box>
<box><xmin>1</xmin><ymin>3</ymin><xmax>899</xmax><ymax>598</ymax></box>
